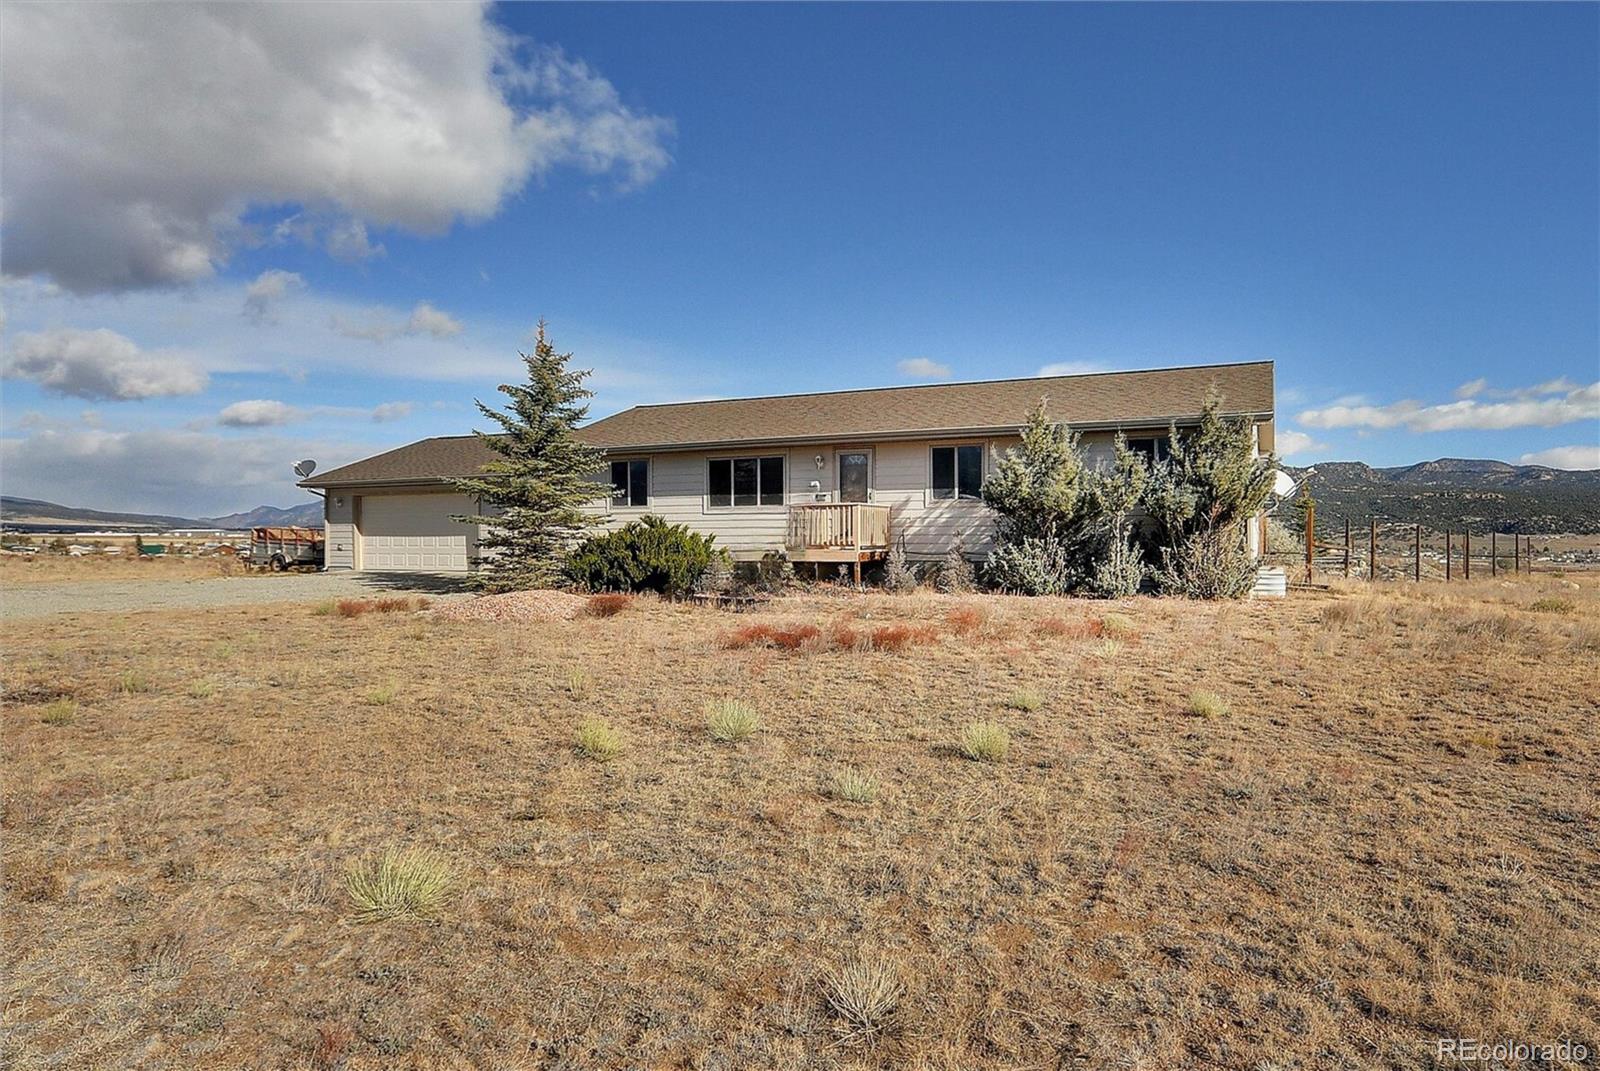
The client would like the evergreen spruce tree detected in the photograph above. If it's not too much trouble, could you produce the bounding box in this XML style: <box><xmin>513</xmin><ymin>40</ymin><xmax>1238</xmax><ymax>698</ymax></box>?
<box><xmin>451</xmin><ymin>322</ymin><xmax>607</xmax><ymax>591</ymax></box>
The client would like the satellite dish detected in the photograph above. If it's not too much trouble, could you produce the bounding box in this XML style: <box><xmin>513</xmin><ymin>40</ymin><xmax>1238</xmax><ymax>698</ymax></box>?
<box><xmin>1272</xmin><ymin>470</ymin><xmax>1297</xmax><ymax>497</ymax></box>
<box><xmin>293</xmin><ymin>459</ymin><xmax>317</xmax><ymax>478</ymax></box>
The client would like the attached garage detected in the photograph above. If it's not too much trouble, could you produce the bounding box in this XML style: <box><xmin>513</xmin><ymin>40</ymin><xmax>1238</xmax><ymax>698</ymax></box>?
<box><xmin>357</xmin><ymin>492</ymin><xmax>476</xmax><ymax>573</ymax></box>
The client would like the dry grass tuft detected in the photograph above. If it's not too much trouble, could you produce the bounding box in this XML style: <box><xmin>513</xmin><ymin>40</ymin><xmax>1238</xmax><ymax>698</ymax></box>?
<box><xmin>1003</xmin><ymin>688</ymin><xmax>1044</xmax><ymax>712</ymax></box>
<box><xmin>829</xmin><ymin>767</ymin><xmax>879</xmax><ymax>804</ymax></box>
<box><xmin>823</xmin><ymin>955</ymin><xmax>903</xmax><ymax>1038</ymax></box>
<box><xmin>366</xmin><ymin>683</ymin><xmax>397</xmax><ymax>706</ymax></box>
<box><xmin>706</xmin><ymin>699</ymin><xmax>760</xmax><ymax>742</ymax></box>
<box><xmin>345</xmin><ymin>847</ymin><xmax>454</xmax><ymax>922</ymax></box>
<box><xmin>586</xmin><ymin>593</ymin><xmax>632</xmax><ymax>618</ymax></box>
<box><xmin>117</xmin><ymin>670</ymin><xmax>152</xmax><ymax>694</ymax></box>
<box><xmin>1187</xmin><ymin>689</ymin><xmax>1229</xmax><ymax>719</ymax></box>
<box><xmin>575</xmin><ymin>718</ymin><xmax>625</xmax><ymax>762</ymax></box>
<box><xmin>1529</xmin><ymin>597</ymin><xmax>1575</xmax><ymax>614</ymax></box>
<box><xmin>958</xmin><ymin>720</ymin><xmax>1011</xmax><ymax>762</ymax></box>
<box><xmin>39</xmin><ymin>699</ymin><xmax>77</xmax><ymax>725</ymax></box>
<box><xmin>1099</xmin><ymin>612</ymin><xmax>1138</xmax><ymax>639</ymax></box>
<box><xmin>1037</xmin><ymin>615</ymin><xmax>1104</xmax><ymax>640</ymax></box>
<box><xmin>186</xmin><ymin>679</ymin><xmax>215</xmax><ymax>699</ymax></box>
<box><xmin>723</xmin><ymin>623</ymin><xmax>822</xmax><ymax>650</ymax></box>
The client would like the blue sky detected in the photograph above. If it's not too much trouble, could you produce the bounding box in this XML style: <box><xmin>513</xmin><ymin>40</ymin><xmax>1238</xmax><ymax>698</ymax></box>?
<box><xmin>3</xmin><ymin>2</ymin><xmax>1596</xmax><ymax>515</ymax></box>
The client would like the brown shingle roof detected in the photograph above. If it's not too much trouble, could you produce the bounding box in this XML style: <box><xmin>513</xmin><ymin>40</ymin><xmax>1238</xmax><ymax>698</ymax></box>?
<box><xmin>302</xmin><ymin>360</ymin><xmax>1272</xmax><ymax>487</ymax></box>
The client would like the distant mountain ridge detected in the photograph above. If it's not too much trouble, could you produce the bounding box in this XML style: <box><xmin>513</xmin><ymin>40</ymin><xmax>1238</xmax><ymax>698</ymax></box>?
<box><xmin>0</xmin><ymin>496</ymin><xmax>322</xmax><ymax>531</ymax></box>
<box><xmin>1283</xmin><ymin>459</ymin><xmax>1600</xmax><ymax>533</ymax></box>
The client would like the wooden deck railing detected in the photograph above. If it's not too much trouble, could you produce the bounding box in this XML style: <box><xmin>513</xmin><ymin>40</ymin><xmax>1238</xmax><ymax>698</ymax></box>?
<box><xmin>785</xmin><ymin>503</ymin><xmax>891</xmax><ymax>555</ymax></box>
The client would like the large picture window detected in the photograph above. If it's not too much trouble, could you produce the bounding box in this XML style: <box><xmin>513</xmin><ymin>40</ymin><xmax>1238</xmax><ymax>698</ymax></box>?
<box><xmin>610</xmin><ymin>459</ymin><xmax>648</xmax><ymax>507</ymax></box>
<box><xmin>931</xmin><ymin>444</ymin><xmax>984</xmax><ymax>500</ymax></box>
<box><xmin>709</xmin><ymin>456</ymin><xmax>785</xmax><ymax>508</ymax></box>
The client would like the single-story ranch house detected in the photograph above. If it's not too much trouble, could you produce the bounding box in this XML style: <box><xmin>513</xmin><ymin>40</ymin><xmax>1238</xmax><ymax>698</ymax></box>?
<box><xmin>300</xmin><ymin>360</ymin><xmax>1274</xmax><ymax>574</ymax></box>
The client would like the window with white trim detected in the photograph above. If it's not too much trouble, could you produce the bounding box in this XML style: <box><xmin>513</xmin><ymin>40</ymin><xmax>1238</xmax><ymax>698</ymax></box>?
<box><xmin>610</xmin><ymin>459</ymin><xmax>649</xmax><ymax>507</ymax></box>
<box><xmin>1126</xmin><ymin>436</ymin><xmax>1171</xmax><ymax>465</ymax></box>
<box><xmin>931</xmin><ymin>444</ymin><xmax>984</xmax><ymax>500</ymax></box>
<box><xmin>708</xmin><ymin>456</ymin><xmax>784</xmax><ymax>508</ymax></box>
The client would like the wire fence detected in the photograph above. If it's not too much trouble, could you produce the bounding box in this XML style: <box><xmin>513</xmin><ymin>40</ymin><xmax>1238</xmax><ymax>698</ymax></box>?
<box><xmin>1263</xmin><ymin>512</ymin><xmax>1542</xmax><ymax>585</ymax></box>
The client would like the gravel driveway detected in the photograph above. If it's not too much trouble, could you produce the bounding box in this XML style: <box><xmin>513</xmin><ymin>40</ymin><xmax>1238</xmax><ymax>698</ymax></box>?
<box><xmin>0</xmin><ymin>572</ymin><xmax>469</xmax><ymax>621</ymax></box>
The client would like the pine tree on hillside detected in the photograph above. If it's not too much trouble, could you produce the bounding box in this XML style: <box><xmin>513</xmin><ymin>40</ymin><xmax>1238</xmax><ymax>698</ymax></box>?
<box><xmin>452</xmin><ymin>321</ymin><xmax>607</xmax><ymax>591</ymax></box>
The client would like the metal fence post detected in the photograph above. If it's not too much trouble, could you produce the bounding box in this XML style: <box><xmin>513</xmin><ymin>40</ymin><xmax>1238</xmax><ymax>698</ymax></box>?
<box><xmin>1491</xmin><ymin>532</ymin><xmax>1497</xmax><ymax>577</ymax></box>
<box><xmin>1305</xmin><ymin>502</ymin><xmax>1315</xmax><ymax>585</ymax></box>
<box><xmin>1414</xmin><ymin>523</ymin><xmax>1421</xmax><ymax>582</ymax></box>
<box><xmin>1344</xmin><ymin>519</ymin><xmax>1351</xmax><ymax>578</ymax></box>
<box><xmin>1446</xmin><ymin>530</ymin><xmax>1452</xmax><ymax>581</ymax></box>
<box><xmin>1464</xmin><ymin>530</ymin><xmax>1471</xmax><ymax>581</ymax></box>
<box><xmin>1369</xmin><ymin>519</ymin><xmax>1376</xmax><ymax>581</ymax></box>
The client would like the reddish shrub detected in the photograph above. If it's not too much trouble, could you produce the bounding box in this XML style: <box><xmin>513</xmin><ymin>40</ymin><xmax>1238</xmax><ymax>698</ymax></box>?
<box><xmin>830</xmin><ymin>623</ymin><xmax>862</xmax><ymax>650</ymax></box>
<box><xmin>869</xmin><ymin>624</ymin><xmax>939</xmax><ymax>652</ymax></box>
<box><xmin>586</xmin><ymin>593</ymin><xmax>631</xmax><ymax>618</ymax></box>
<box><xmin>722</xmin><ymin>623</ymin><xmax>821</xmax><ymax>650</ymax></box>
<box><xmin>1036</xmin><ymin>616</ymin><xmax>1103</xmax><ymax>640</ymax></box>
<box><xmin>946</xmin><ymin>605</ymin><xmax>987</xmax><ymax>636</ymax></box>
<box><xmin>372</xmin><ymin>597</ymin><xmax>412</xmax><ymax>613</ymax></box>
<box><xmin>337</xmin><ymin>596</ymin><xmax>419</xmax><ymax>617</ymax></box>
<box><xmin>335</xmin><ymin>598</ymin><xmax>371</xmax><ymax>618</ymax></box>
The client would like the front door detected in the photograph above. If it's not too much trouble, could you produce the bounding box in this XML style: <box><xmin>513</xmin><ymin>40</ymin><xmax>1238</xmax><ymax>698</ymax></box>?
<box><xmin>838</xmin><ymin>451</ymin><xmax>870</xmax><ymax>503</ymax></box>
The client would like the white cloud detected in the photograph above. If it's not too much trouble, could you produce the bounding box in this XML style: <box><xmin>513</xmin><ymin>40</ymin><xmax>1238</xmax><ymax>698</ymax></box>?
<box><xmin>1455</xmin><ymin>378</ymin><xmax>1487</xmax><ymax>400</ymax></box>
<box><xmin>897</xmin><ymin>357</ymin><xmax>950</xmax><ymax>381</ymax></box>
<box><xmin>1038</xmin><ymin>361</ymin><xmax>1108</xmax><ymax>378</ymax></box>
<box><xmin>1274</xmin><ymin>428</ymin><xmax>1325</xmax><ymax>458</ymax></box>
<box><xmin>1518</xmin><ymin>444</ymin><xmax>1600</xmax><ymax>470</ymax></box>
<box><xmin>242</xmin><ymin>269</ymin><xmax>306</xmax><ymax>323</ymax></box>
<box><xmin>371</xmin><ymin>401</ymin><xmax>415</xmax><ymax>423</ymax></box>
<box><xmin>218</xmin><ymin>399</ymin><xmax>301</xmax><ymax>427</ymax></box>
<box><xmin>1</xmin><ymin>4</ymin><xmax>674</xmax><ymax>292</ymax></box>
<box><xmin>324</xmin><ymin>219</ymin><xmax>386</xmax><ymax>264</ymax></box>
<box><xmin>2</xmin><ymin>327</ymin><xmax>208</xmax><ymax>400</ymax></box>
<box><xmin>0</xmin><ymin>427</ymin><xmax>364</xmax><ymax>517</ymax></box>
<box><xmin>406</xmin><ymin>301</ymin><xmax>464</xmax><ymax>339</ymax></box>
<box><xmin>1299</xmin><ymin>381</ymin><xmax>1599</xmax><ymax>433</ymax></box>
<box><xmin>332</xmin><ymin>300</ymin><xmax>465</xmax><ymax>343</ymax></box>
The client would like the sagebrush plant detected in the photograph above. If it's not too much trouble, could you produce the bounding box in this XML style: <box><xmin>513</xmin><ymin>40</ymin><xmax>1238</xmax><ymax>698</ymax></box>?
<box><xmin>823</xmin><ymin>956</ymin><xmax>904</xmax><ymax>1037</ymax></box>
<box><xmin>1529</xmin><ymin>598</ymin><xmax>1574</xmax><ymax>614</ymax></box>
<box><xmin>959</xmin><ymin>720</ymin><xmax>1011</xmax><ymax>762</ymax></box>
<box><xmin>575</xmin><ymin>718</ymin><xmax>624</xmax><ymax>762</ymax></box>
<box><xmin>1004</xmin><ymin>689</ymin><xmax>1043</xmax><ymax>712</ymax></box>
<box><xmin>345</xmin><ymin>847</ymin><xmax>454</xmax><ymax>922</ymax></box>
<box><xmin>1188</xmin><ymin>690</ymin><xmax>1228</xmax><ymax>719</ymax></box>
<box><xmin>830</xmin><ymin>767</ymin><xmax>879</xmax><ymax>804</ymax></box>
<box><xmin>706</xmin><ymin>699</ymin><xmax>760</xmax><ymax>742</ymax></box>
<box><xmin>40</xmin><ymin>699</ymin><xmax>77</xmax><ymax>725</ymax></box>
<box><xmin>366</xmin><ymin>684</ymin><xmax>397</xmax><ymax>706</ymax></box>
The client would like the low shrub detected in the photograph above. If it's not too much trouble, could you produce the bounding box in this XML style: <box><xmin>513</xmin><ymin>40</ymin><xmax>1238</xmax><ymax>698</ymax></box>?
<box><xmin>366</xmin><ymin>684</ymin><xmax>397</xmax><ymax>706</ymax></box>
<box><xmin>1529</xmin><ymin>598</ymin><xmax>1575</xmax><ymax>614</ymax></box>
<box><xmin>311</xmin><ymin>600</ymin><xmax>337</xmax><ymax>617</ymax></box>
<box><xmin>830</xmin><ymin>768</ymin><xmax>879</xmax><ymax>804</ymax></box>
<box><xmin>958</xmin><ymin>720</ymin><xmax>1010</xmax><ymax>762</ymax></box>
<box><xmin>707</xmin><ymin>699</ymin><xmax>760</xmax><ymax>742</ymax></box>
<box><xmin>345</xmin><ymin>847</ymin><xmax>454</xmax><ymax>922</ymax></box>
<box><xmin>823</xmin><ymin>956</ymin><xmax>903</xmax><ymax>1038</ymax></box>
<box><xmin>882</xmin><ymin>537</ymin><xmax>917</xmax><ymax>593</ymax></box>
<box><xmin>983</xmin><ymin>534</ymin><xmax>1076</xmax><ymax>596</ymax></box>
<box><xmin>935</xmin><ymin>543</ymin><xmax>976</xmax><ymax>594</ymax></box>
<box><xmin>575</xmin><ymin>718</ymin><xmax>625</xmax><ymax>762</ymax></box>
<box><xmin>40</xmin><ymin>699</ymin><xmax>77</xmax><ymax>725</ymax></box>
<box><xmin>336</xmin><ymin>597</ymin><xmax>420</xmax><ymax>618</ymax></box>
<box><xmin>586</xmin><ymin>593</ymin><xmax>631</xmax><ymax>618</ymax></box>
<box><xmin>187</xmin><ymin>680</ymin><xmax>216</xmax><ymax>699</ymax></box>
<box><xmin>336</xmin><ymin>599</ymin><xmax>370</xmax><ymax>618</ymax></box>
<box><xmin>566</xmin><ymin>668</ymin><xmax>591</xmax><ymax>698</ymax></box>
<box><xmin>1153</xmin><ymin>530</ymin><xmax>1257</xmax><ymax>600</ymax></box>
<box><xmin>751</xmin><ymin>551</ymin><xmax>796</xmax><ymax>594</ymax></box>
<box><xmin>1187</xmin><ymin>690</ymin><xmax>1228</xmax><ymax>719</ymax></box>
<box><xmin>566</xmin><ymin>515</ymin><xmax>718</xmax><ymax>596</ymax></box>
<box><xmin>1003</xmin><ymin>689</ymin><xmax>1043</xmax><ymax>712</ymax></box>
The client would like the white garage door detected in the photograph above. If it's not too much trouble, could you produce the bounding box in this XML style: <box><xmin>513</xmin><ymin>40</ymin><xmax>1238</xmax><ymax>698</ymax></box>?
<box><xmin>359</xmin><ymin>493</ymin><xmax>475</xmax><ymax>572</ymax></box>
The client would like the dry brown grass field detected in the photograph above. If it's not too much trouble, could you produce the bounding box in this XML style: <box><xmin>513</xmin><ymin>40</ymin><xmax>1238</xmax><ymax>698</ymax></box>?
<box><xmin>3</xmin><ymin>577</ymin><xmax>1597</xmax><ymax>1069</ymax></box>
<box><xmin>0</xmin><ymin>549</ymin><xmax>246</xmax><ymax>586</ymax></box>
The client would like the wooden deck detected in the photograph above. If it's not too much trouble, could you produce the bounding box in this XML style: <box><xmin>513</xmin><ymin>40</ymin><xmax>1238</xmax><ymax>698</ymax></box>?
<box><xmin>784</xmin><ymin>503</ymin><xmax>892</xmax><ymax>565</ymax></box>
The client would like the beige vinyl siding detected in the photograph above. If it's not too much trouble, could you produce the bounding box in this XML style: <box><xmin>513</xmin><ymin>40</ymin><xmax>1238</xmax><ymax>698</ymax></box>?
<box><xmin>323</xmin><ymin>489</ymin><xmax>356</xmax><ymax>569</ymax></box>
